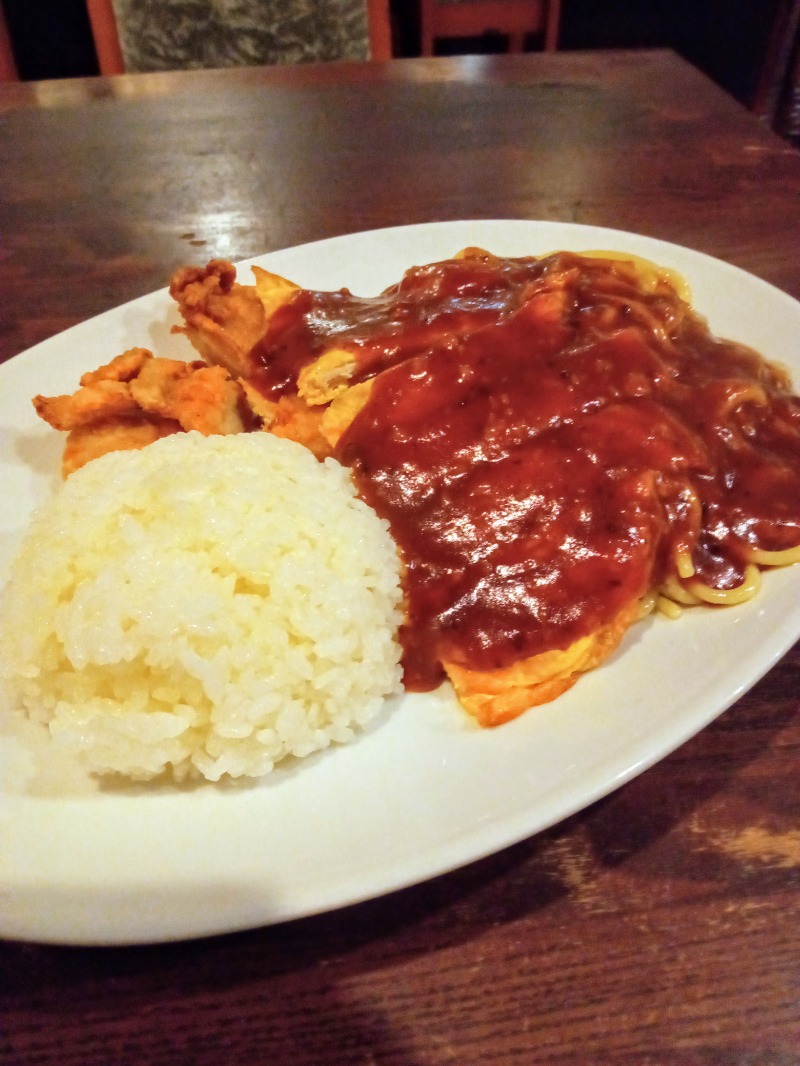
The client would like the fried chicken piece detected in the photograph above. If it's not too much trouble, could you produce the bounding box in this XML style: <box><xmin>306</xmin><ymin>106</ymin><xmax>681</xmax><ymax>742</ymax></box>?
<box><xmin>34</xmin><ymin>348</ymin><xmax>256</xmax><ymax>476</ymax></box>
<box><xmin>61</xmin><ymin>415</ymin><xmax>181</xmax><ymax>475</ymax></box>
<box><xmin>128</xmin><ymin>358</ymin><xmax>248</xmax><ymax>435</ymax></box>
<box><xmin>171</xmin><ymin>260</ymin><xmax>377</xmax><ymax>405</ymax></box>
<box><xmin>237</xmin><ymin>379</ymin><xmax>374</xmax><ymax>457</ymax></box>
<box><xmin>266</xmin><ymin>394</ymin><xmax>333</xmax><ymax>459</ymax></box>
<box><xmin>170</xmin><ymin>366</ymin><xmax>251</xmax><ymax>435</ymax></box>
<box><xmin>239</xmin><ymin>380</ymin><xmax>280</xmax><ymax>424</ymax></box>
<box><xmin>169</xmin><ymin>259</ymin><xmax>277</xmax><ymax>379</ymax></box>
<box><xmin>33</xmin><ymin>348</ymin><xmax>156</xmax><ymax>432</ymax></box>
<box><xmin>126</xmin><ymin>356</ymin><xmax>192</xmax><ymax>410</ymax></box>
<box><xmin>78</xmin><ymin>347</ymin><xmax>152</xmax><ymax>385</ymax></box>
<box><xmin>34</xmin><ymin>379</ymin><xmax>140</xmax><ymax>430</ymax></box>
<box><xmin>443</xmin><ymin>598</ymin><xmax>641</xmax><ymax>728</ymax></box>
<box><xmin>240</xmin><ymin>380</ymin><xmax>330</xmax><ymax>457</ymax></box>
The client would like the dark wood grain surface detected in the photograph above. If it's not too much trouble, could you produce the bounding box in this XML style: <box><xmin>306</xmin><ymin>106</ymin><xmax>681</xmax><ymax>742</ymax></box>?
<box><xmin>1</xmin><ymin>50</ymin><xmax>799</xmax><ymax>1064</ymax></box>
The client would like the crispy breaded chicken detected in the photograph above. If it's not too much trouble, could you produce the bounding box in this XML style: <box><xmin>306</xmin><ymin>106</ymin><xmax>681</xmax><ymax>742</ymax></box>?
<box><xmin>61</xmin><ymin>415</ymin><xmax>181</xmax><ymax>475</ymax></box>
<box><xmin>34</xmin><ymin>348</ymin><xmax>255</xmax><ymax>476</ymax></box>
<box><xmin>263</xmin><ymin>394</ymin><xmax>333</xmax><ymax>460</ymax></box>
<box><xmin>33</xmin><ymin>347</ymin><xmax>152</xmax><ymax>430</ymax></box>
<box><xmin>129</xmin><ymin>359</ymin><xmax>248</xmax><ymax>436</ymax></box>
<box><xmin>169</xmin><ymin>259</ymin><xmax>371</xmax><ymax>456</ymax></box>
<box><xmin>170</xmin><ymin>259</ymin><xmax>364</xmax><ymax>410</ymax></box>
<box><xmin>169</xmin><ymin>260</ymin><xmax>272</xmax><ymax>379</ymax></box>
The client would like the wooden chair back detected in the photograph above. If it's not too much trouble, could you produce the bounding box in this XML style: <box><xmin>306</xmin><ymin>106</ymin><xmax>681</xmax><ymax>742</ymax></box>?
<box><xmin>87</xmin><ymin>0</ymin><xmax>392</xmax><ymax>76</ymax></box>
<box><xmin>751</xmin><ymin>0</ymin><xmax>800</xmax><ymax>140</ymax></box>
<box><xmin>0</xmin><ymin>1</ymin><xmax>18</xmax><ymax>81</ymax></box>
<box><xmin>420</xmin><ymin>0</ymin><xmax>561</xmax><ymax>55</ymax></box>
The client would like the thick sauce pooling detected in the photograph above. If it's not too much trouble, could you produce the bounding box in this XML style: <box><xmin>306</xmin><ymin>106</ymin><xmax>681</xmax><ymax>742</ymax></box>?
<box><xmin>254</xmin><ymin>253</ymin><xmax>800</xmax><ymax>690</ymax></box>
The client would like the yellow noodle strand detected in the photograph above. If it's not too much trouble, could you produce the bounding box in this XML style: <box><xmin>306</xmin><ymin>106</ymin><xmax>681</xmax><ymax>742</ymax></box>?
<box><xmin>656</xmin><ymin>595</ymin><xmax>683</xmax><ymax>620</ymax></box>
<box><xmin>717</xmin><ymin>383</ymin><xmax>768</xmax><ymax>419</ymax></box>
<box><xmin>686</xmin><ymin>564</ymin><xmax>762</xmax><ymax>606</ymax></box>
<box><xmin>746</xmin><ymin>545</ymin><xmax>800</xmax><ymax>567</ymax></box>
<box><xmin>660</xmin><ymin>574</ymin><xmax>702</xmax><ymax>606</ymax></box>
<box><xmin>638</xmin><ymin>589</ymin><xmax>657</xmax><ymax>618</ymax></box>
<box><xmin>675</xmin><ymin>547</ymin><xmax>696</xmax><ymax>579</ymax></box>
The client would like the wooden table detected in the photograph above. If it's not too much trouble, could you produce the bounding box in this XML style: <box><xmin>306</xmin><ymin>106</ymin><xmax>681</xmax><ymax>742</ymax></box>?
<box><xmin>2</xmin><ymin>50</ymin><xmax>799</xmax><ymax>1064</ymax></box>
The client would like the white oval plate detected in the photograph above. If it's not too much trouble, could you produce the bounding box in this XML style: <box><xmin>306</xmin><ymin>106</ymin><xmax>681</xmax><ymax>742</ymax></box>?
<box><xmin>2</xmin><ymin>220</ymin><xmax>799</xmax><ymax>946</ymax></box>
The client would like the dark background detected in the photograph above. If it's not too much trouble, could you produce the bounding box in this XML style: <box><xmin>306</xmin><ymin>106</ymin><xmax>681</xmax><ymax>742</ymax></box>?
<box><xmin>0</xmin><ymin>0</ymin><xmax>789</xmax><ymax>110</ymax></box>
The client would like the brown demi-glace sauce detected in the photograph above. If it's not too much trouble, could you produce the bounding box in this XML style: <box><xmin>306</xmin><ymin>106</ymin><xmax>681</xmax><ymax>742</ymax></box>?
<box><xmin>252</xmin><ymin>252</ymin><xmax>800</xmax><ymax>690</ymax></box>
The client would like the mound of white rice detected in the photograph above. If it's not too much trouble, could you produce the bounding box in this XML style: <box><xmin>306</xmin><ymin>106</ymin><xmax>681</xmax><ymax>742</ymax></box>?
<box><xmin>0</xmin><ymin>432</ymin><xmax>404</xmax><ymax>782</ymax></box>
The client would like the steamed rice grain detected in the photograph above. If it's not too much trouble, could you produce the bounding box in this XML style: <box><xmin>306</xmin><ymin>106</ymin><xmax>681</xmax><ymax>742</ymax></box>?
<box><xmin>0</xmin><ymin>432</ymin><xmax>404</xmax><ymax>781</ymax></box>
